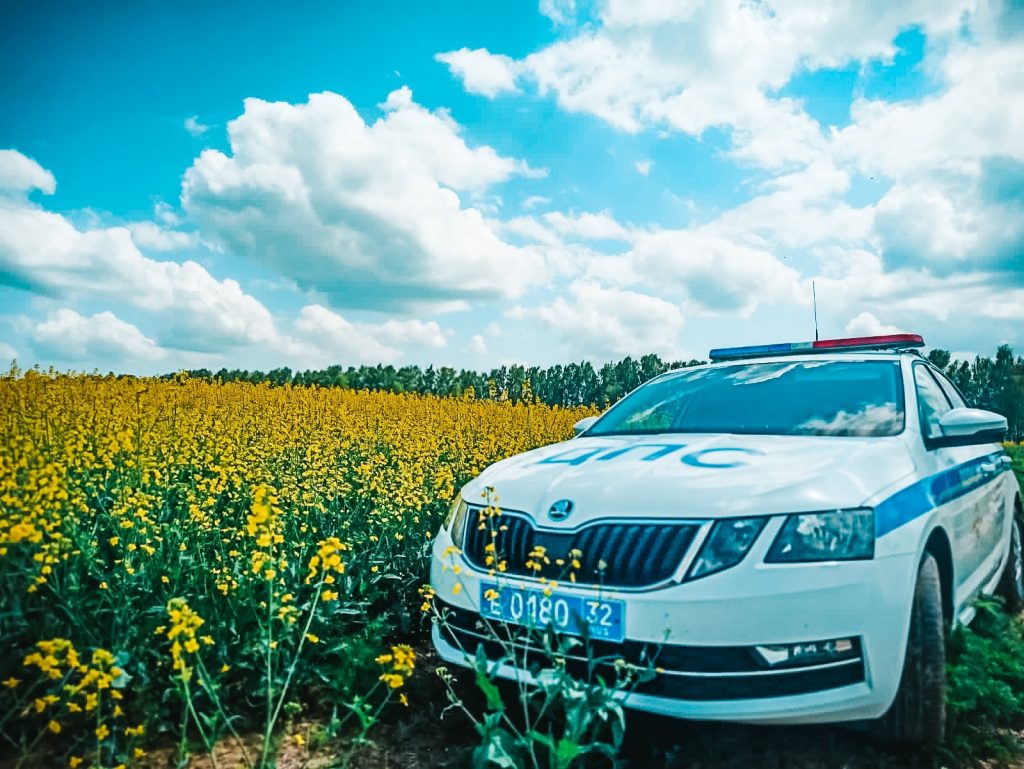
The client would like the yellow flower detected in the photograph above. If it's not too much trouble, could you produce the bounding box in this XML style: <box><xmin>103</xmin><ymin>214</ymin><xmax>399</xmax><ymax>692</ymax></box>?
<box><xmin>69</xmin><ymin>758</ymin><xmax>83</xmax><ymax>768</ymax></box>
<box><xmin>48</xmin><ymin>720</ymin><xmax>61</xmax><ymax>734</ymax></box>
<box><xmin>305</xmin><ymin>633</ymin><xmax>320</xmax><ymax>644</ymax></box>
<box><xmin>379</xmin><ymin>673</ymin><xmax>405</xmax><ymax>689</ymax></box>
<box><xmin>96</xmin><ymin>723</ymin><xmax>110</xmax><ymax>740</ymax></box>
<box><xmin>0</xmin><ymin>367</ymin><xmax>590</xmax><ymax>749</ymax></box>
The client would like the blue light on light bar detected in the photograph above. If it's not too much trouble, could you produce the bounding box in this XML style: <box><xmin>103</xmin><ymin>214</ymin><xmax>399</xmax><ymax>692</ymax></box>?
<box><xmin>708</xmin><ymin>342</ymin><xmax>811</xmax><ymax>360</ymax></box>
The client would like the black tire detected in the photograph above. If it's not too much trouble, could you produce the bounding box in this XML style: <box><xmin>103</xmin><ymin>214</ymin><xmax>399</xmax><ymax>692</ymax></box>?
<box><xmin>996</xmin><ymin>505</ymin><xmax>1024</xmax><ymax>614</ymax></box>
<box><xmin>876</xmin><ymin>553</ymin><xmax>946</xmax><ymax>749</ymax></box>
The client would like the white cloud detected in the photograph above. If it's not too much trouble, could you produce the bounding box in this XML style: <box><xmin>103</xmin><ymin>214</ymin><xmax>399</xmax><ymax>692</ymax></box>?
<box><xmin>464</xmin><ymin>333</ymin><xmax>487</xmax><ymax>354</ymax></box>
<box><xmin>445</xmin><ymin>1</ymin><xmax>974</xmax><ymax>170</ymax></box>
<box><xmin>184</xmin><ymin>116</ymin><xmax>209</xmax><ymax>137</ymax></box>
<box><xmin>832</xmin><ymin>38</ymin><xmax>1024</xmax><ymax>276</ymax></box>
<box><xmin>0</xmin><ymin>152</ymin><xmax>278</xmax><ymax>352</ymax></box>
<box><xmin>510</xmin><ymin>281</ymin><xmax>685</xmax><ymax>359</ymax></box>
<box><xmin>621</xmin><ymin>228</ymin><xmax>804</xmax><ymax>315</ymax></box>
<box><xmin>0</xmin><ymin>150</ymin><xmax>55</xmax><ymax>195</ymax></box>
<box><xmin>521</xmin><ymin>194</ymin><xmax>551</xmax><ymax>210</ymax></box>
<box><xmin>810</xmin><ymin>249</ymin><xmax>1024</xmax><ymax>352</ymax></box>
<box><xmin>844</xmin><ymin>311</ymin><xmax>903</xmax><ymax>337</ymax></box>
<box><xmin>834</xmin><ymin>42</ymin><xmax>1024</xmax><ymax>180</ymax></box>
<box><xmin>712</xmin><ymin>160</ymin><xmax>873</xmax><ymax>248</ymax></box>
<box><xmin>542</xmin><ymin>210</ymin><xmax>631</xmax><ymax>241</ymax></box>
<box><xmin>539</xmin><ymin>0</ymin><xmax>577</xmax><ymax>25</ymax></box>
<box><xmin>635</xmin><ymin>159</ymin><xmax>652</xmax><ymax>176</ymax></box>
<box><xmin>127</xmin><ymin>221</ymin><xmax>199</xmax><ymax>251</ymax></box>
<box><xmin>435</xmin><ymin>48</ymin><xmax>520</xmax><ymax>97</ymax></box>
<box><xmin>32</xmin><ymin>309</ymin><xmax>164</xmax><ymax>362</ymax></box>
<box><xmin>182</xmin><ymin>88</ymin><xmax>547</xmax><ymax>310</ymax></box>
<box><xmin>290</xmin><ymin>304</ymin><xmax>446</xmax><ymax>365</ymax></box>
<box><xmin>374</xmin><ymin>317</ymin><xmax>447</xmax><ymax>349</ymax></box>
<box><xmin>0</xmin><ymin>341</ymin><xmax>17</xmax><ymax>363</ymax></box>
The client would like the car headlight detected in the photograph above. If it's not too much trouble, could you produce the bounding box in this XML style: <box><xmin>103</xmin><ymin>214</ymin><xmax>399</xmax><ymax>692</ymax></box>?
<box><xmin>765</xmin><ymin>508</ymin><xmax>874</xmax><ymax>563</ymax></box>
<box><xmin>445</xmin><ymin>497</ymin><xmax>471</xmax><ymax>548</ymax></box>
<box><xmin>686</xmin><ymin>517</ymin><xmax>767</xmax><ymax>580</ymax></box>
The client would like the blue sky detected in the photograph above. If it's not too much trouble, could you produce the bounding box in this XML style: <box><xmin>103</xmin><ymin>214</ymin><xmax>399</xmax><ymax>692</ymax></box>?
<box><xmin>1</xmin><ymin>0</ymin><xmax>1022</xmax><ymax>374</ymax></box>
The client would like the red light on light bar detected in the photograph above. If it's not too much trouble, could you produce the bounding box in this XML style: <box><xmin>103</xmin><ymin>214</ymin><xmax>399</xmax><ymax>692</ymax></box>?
<box><xmin>812</xmin><ymin>334</ymin><xmax>924</xmax><ymax>350</ymax></box>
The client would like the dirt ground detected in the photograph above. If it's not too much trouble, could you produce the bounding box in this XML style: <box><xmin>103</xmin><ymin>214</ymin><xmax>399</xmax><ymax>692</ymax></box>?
<box><xmin>7</xmin><ymin>644</ymin><xmax>1021</xmax><ymax>769</ymax></box>
<box><xmin>134</xmin><ymin>646</ymin><xmax>1013</xmax><ymax>769</ymax></box>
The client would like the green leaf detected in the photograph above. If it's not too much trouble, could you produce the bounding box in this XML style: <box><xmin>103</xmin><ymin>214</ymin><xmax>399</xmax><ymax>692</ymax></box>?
<box><xmin>475</xmin><ymin>668</ymin><xmax>505</xmax><ymax>713</ymax></box>
<box><xmin>555</xmin><ymin>738</ymin><xmax>581</xmax><ymax>768</ymax></box>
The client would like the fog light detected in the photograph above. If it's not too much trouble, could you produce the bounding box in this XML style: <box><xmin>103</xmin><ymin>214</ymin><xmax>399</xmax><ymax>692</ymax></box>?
<box><xmin>754</xmin><ymin>638</ymin><xmax>857</xmax><ymax>668</ymax></box>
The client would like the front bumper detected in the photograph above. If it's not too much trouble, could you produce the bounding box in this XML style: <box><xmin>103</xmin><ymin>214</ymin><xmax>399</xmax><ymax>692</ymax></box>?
<box><xmin>429</xmin><ymin>523</ymin><xmax>921</xmax><ymax>725</ymax></box>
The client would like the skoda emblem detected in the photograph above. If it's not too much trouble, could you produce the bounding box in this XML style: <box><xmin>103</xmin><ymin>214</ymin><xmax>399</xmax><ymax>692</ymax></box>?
<box><xmin>548</xmin><ymin>499</ymin><xmax>574</xmax><ymax>522</ymax></box>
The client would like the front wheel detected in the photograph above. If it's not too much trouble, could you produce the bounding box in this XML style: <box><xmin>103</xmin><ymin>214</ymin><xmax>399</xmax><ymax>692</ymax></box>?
<box><xmin>875</xmin><ymin>552</ymin><xmax>946</xmax><ymax>749</ymax></box>
<box><xmin>996</xmin><ymin>507</ymin><xmax>1024</xmax><ymax>614</ymax></box>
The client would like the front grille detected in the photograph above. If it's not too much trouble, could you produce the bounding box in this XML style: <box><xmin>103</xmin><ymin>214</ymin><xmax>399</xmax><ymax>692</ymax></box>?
<box><xmin>437</xmin><ymin>601</ymin><xmax>866</xmax><ymax>702</ymax></box>
<box><xmin>462</xmin><ymin>509</ymin><xmax>698</xmax><ymax>588</ymax></box>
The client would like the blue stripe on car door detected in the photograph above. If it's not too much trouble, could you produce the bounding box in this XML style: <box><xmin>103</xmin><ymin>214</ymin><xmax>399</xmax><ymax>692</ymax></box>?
<box><xmin>875</xmin><ymin>452</ymin><xmax>1009</xmax><ymax>538</ymax></box>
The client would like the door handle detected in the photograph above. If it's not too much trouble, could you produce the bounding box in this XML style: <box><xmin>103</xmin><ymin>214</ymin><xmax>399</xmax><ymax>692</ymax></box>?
<box><xmin>998</xmin><ymin>456</ymin><xmax>1013</xmax><ymax>469</ymax></box>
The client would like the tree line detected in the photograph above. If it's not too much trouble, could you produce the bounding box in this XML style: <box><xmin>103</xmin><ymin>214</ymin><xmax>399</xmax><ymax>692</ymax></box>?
<box><xmin>170</xmin><ymin>344</ymin><xmax>1024</xmax><ymax>441</ymax></box>
<box><xmin>173</xmin><ymin>353</ymin><xmax>703</xmax><ymax>409</ymax></box>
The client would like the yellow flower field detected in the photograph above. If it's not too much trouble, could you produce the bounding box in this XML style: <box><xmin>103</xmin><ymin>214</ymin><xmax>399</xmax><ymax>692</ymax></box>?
<box><xmin>0</xmin><ymin>370</ymin><xmax>590</xmax><ymax>767</ymax></box>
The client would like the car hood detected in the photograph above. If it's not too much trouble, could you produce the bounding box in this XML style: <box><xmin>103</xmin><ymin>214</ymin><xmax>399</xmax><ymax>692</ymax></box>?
<box><xmin>462</xmin><ymin>432</ymin><xmax>915</xmax><ymax>523</ymax></box>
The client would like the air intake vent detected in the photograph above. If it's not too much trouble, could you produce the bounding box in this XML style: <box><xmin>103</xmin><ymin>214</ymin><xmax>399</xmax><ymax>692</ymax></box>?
<box><xmin>463</xmin><ymin>510</ymin><xmax>698</xmax><ymax>589</ymax></box>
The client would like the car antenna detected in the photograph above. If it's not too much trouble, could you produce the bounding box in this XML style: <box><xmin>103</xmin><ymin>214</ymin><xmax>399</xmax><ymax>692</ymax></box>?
<box><xmin>812</xmin><ymin>281</ymin><xmax>819</xmax><ymax>341</ymax></box>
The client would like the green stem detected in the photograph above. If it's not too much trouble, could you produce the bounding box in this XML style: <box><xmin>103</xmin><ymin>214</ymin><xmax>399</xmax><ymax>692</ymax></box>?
<box><xmin>260</xmin><ymin>573</ymin><xmax>275</xmax><ymax>768</ymax></box>
<box><xmin>194</xmin><ymin>656</ymin><xmax>253</xmax><ymax>769</ymax></box>
<box><xmin>265</xmin><ymin>577</ymin><xmax>325</xmax><ymax>743</ymax></box>
<box><xmin>183</xmin><ymin>674</ymin><xmax>219</xmax><ymax>769</ymax></box>
<box><xmin>339</xmin><ymin>687</ymin><xmax>392</xmax><ymax>769</ymax></box>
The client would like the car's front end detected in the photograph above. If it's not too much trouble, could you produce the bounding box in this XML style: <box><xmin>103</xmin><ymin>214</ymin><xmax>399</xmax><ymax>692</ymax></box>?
<box><xmin>429</xmin><ymin>346</ymin><xmax>932</xmax><ymax>725</ymax></box>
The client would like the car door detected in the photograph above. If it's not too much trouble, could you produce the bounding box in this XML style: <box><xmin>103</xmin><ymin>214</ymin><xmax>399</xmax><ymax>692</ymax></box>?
<box><xmin>912</xmin><ymin>363</ymin><xmax>1000</xmax><ymax>609</ymax></box>
<box><xmin>930</xmin><ymin>367</ymin><xmax>1008</xmax><ymax>574</ymax></box>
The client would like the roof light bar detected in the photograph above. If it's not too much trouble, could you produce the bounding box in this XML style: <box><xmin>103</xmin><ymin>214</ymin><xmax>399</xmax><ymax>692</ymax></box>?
<box><xmin>709</xmin><ymin>334</ymin><xmax>924</xmax><ymax>361</ymax></box>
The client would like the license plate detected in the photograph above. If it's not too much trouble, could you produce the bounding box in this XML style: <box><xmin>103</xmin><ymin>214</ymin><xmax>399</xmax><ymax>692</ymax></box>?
<box><xmin>480</xmin><ymin>582</ymin><xmax>625</xmax><ymax>643</ymax></box>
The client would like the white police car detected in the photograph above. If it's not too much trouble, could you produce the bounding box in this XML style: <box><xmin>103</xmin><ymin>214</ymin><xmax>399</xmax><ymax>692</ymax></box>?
<box><xmin>430</xmin><ymin>334</ymin><xmax>1021</xmax><ymax>747</ymax></box>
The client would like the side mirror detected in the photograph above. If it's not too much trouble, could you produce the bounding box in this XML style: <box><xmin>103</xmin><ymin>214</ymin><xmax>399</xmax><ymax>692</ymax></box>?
<box><xmin>573</xmin><ymin>416</ymin><xmax>599</xmax><ymax>436</ymax></box>
<box><xmin>935</xmin><ymin>408</ymin><xmax>1007</xmax><ymax>446</ymax></box>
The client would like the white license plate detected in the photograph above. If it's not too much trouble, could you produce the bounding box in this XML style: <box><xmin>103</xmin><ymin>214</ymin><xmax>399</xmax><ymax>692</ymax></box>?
<box><xmin>480</xmin><ymin>582</ymin><xmax>625</xmax><ymax>643</ymax></box>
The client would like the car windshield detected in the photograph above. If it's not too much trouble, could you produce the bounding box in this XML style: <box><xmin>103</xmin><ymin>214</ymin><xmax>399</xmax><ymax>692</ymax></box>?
<box><xmin>588</xmin><ymin>360</ymin><xmax>905</xmax><ymax>437</ymax></box>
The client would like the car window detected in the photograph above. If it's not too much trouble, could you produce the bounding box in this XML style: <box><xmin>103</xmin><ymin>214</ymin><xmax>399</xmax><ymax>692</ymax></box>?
<box><xmin>932</xmin><ymin>370</ymin><xmax>967</xmax><ymax>409</ymax></box>
<box><xmin>587</xmin><ymin>360</ymin><xmax>905</xmax><ymax>438</ymax></box>
<box><xmin>914</xmin><ymin>365</ymin><xmax>952</xmax><ymax>441</ymax></box>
